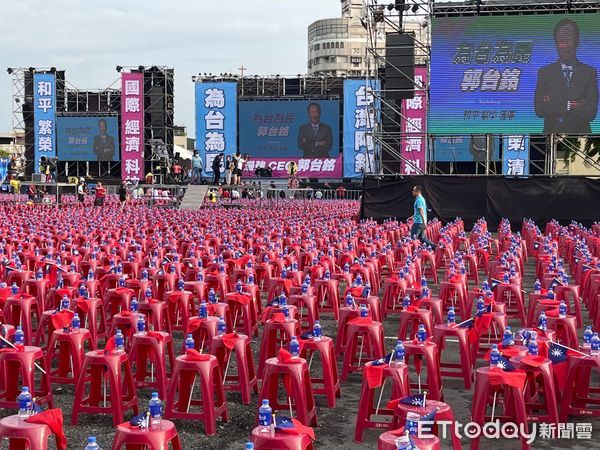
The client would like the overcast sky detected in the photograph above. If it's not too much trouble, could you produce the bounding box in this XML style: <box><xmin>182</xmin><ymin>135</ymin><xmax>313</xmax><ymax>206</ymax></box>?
<box><xmin>0</xmin><ymin>0</ymin><xmax>340</xmax><ymax>137</ymax></box>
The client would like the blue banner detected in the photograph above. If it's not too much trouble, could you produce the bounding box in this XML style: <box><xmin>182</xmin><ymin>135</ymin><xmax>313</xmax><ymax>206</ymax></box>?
<box><xmin>503</xmin><ymin>135</ymin><xmax>530</xmax><ymax>176</ymax></box>
<box><xmin>57</xmin><ymin>116</ymin><xmax>120</xmax><ymax>161</ymax></box>
<box><xmin>33</xmin><ymin>73</ymin><xmax>56</xmax><ymax>173</ymax></box>
<box><xmin>343</xmin><ymin>79</ymin><xmax>380</xmax><ymax>178</ymax></box>
<box><xmin>195</xmin><ymin>82</ymin><xmax>237</xmax><ymax>175</ymax></box>
<box><xmin>433</xmin><ymin>135</ymin><xmax>500</xmax><ymax>162</ymax></box>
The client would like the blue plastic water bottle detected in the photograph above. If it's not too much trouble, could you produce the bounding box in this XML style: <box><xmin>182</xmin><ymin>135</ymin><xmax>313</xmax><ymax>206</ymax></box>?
<box><xmin>14</xmin><ymin>326</ymin><xmax>24</xmax><ymax>345</ymax></box>
<box><xmin>217</xmin><ymin>316</ymin><xmax>226</xmax><ymax>335</ymax></box>
<box><xmin>145</xmin><ymin>287</ymin><xmax>152</xmax><ymax>300</ymax></box>
<box><xmin>405</xmin><ymin>411</ymin><xmax>420</xmax><ymax>436</ymax></box>
<box><xmin>289</xmin><ymin>336</ymin><xmax>300</xmax><ymax>357</ymax></box>
<box><xmin>170</xmin><ymin>265</ymin><xmax>176</xmax><ymax>275</ymax></box>
<box><xmin>185</xmin><ymin>334</ymin><xmax>195</xmax><ymax>349</ymax></box>
<box><xmin>279</xmin><ymin>293</ymin><xmax>287</xmax><ymax>306</ymax></box>
<box><xmin>141</xmin><ymin>269</ymin><xmax>149</xmax><ymax>280</ymax></box>
<box><xmin>362</xmin><ymin>282</ymin><xmax>371</xmax><ymax>298</ymax></box>
<box><xmin>395</xmin><ymin>434</ymin><xmax>414</xmax><ymax>450</ymax></box>
<box><xmin>528</xmin><ymin>337</ymin><xmax>539</xmax><ymax>356</ymax></box>
<box><xmin>118</xmin><ymin>276</ymin><xmax>125</xmax><ymax>288</ymax></box>
<box><xmin>247</xmin><ymin>274</ymin><xmax>254</xmax><ymax>285</ymax></box>
<box><xmin>115</xmin><ymin>329</ymin><xmax>125</xmax><ymax>353</ymax></box>
<box><xmin>489</xmin><ymin>344</ymin><xmax>500</xmax><ymax>366</ymax></box>
<box><xmin>547</xmin><ymin>288</ymin><xmax>555</xmax><ymax>300</ymax></box>
<box><xmin>178</xmin><ymin>279</ymin><xmax>185</xmax><ymax>291</ymax></box>
<box><xmin>324</xmin><ymin>269</ymin><xmax>331</xmax><ymax>280</ymax></box>
<box><xmin>301</xmin><ymin>282</ymin><xmax>309</xmax><ymax>295</ymax></box>
<box><xmin>559</xmin><ymin>300</ymin><xmax>567</xmax><ymax>318</ymax></box>
<box><xmin>447</xmin><ymin>307</ymin><xmax>456</xmax><ymax>325</ymax></box>
<box><xmin>420</xmin><ymin>276</ymin><xmax>427</xmax><ymax>288</ymax></box>
<box><xmin>402</xmin><ymin>295</ymin><xmax>411</xmax><ymax>310</ymax></box>
<box><xmin>591</xmin><ymin>332</ymin><xmax>600</xmax><ymax>355</ymax></box>
<box><xmin>11</xmin><ymin>283</ymin><xmax>19</xmax><ymax>295</ymax></box>
<box><xmin>149</xmin><ymin>392</ymin><xmax>162</xmax><ymax>428</ymax></box>
<box><xmin>534</xmin><ymin>279</ymin><xmax>541</xmax><ymax>294</ymax></box>
<box><xmin>583</xmin><ymin>326</ymin><xmax>593</xmax><ymax>348</ymax></box>
<box><xmin>199</xmin><ymin>301</ymin><xmax>208</xmax><ymax>319</ymax></box>
<box><xmin>416</xmin><ymin>324</ymin><xmax>427</xmax><ymax>343</ymax></box>
<box><xmin>360</xmin><ymin>304</ymin><xmax>368</xmax><ymax>318</ymax></box>
<box><xmin>35</xmin><ymin>269</ymin><xmax>43</xmax><ymax>280</ymax></box>
<box><xmin>245</xmin><ymin>442</ymin><xmax>255</xmax><ymax>450</ymax></box>
<box><xmin>394</xmin><ymin>340</ymin><xmax>405</xmax><ymax>363</ymax></box>
<box><xmin>84</xmin><ymin>436</ymin><xmax>100</xmax><ymax>450</ymax></box>
<box><xmin>61</xmin><ymin>296</ymin><xmax>70</xmax><ymax>311</ymax></box>
<box><xmin>130</xmin><ymin>297</ymin><xmax>139</xmax><ymax>312</ymax></box>
<box><xmin>136</xmin><ymin>314</ymin><xmax>146</xmax><ymax>335</ymax></box>
<box><xmin>313</xmin><ymin>320</ymin><xmax>322</xmax><ymax>340</ymax></box>
<box><xmin>258</xmin><ymin>399</ymin><xmax>273</xmax><ymax>432</ymax></box>
<box><xmin>345</xmin><ymin>294</ymin><xmax>354</xmax><ymax>307</ymax></box>
<box><xmin>79</xmin><ymin>284</ymin><xmax>88</xmax><ymax>298</ymax></box>
<box><xmin>503</xmin><ymin>326</ymin><xmax>514</xmax><ymax>344</ymax></box>
<box><xmin>17</xmin><ymin>386</ymin><xmax>32</xmax><ymax>419</ymax></box>
<box><xmin>72</xmin><ymin>313</ymin><xmax>81</xmax><ymax>333</ymax></box>
<box><xmin>208</xmin><ymin>288</ymin><xmax>216</xmax><ymax>303</ymax></box>
<box><xmin>538</xmin><ymin>311</ymin><xmax>547</xmax><ymax>331</ymax></box>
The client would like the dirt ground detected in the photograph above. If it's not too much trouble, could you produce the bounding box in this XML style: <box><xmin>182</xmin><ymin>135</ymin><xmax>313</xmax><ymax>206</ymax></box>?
<box><xmin>1</xmin><ymin>241</ymin><xmax>599</xmax><ymax>449</ymax></box>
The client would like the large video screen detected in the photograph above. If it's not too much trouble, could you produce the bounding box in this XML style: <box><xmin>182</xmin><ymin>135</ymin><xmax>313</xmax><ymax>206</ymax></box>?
<box><xmin>430</xmin><ymin>14</ymin><xmax>600</xmax><ymax>134</ymax></box>
<box><xmin>239</xmin><ymin>100</ymin><xmax>340</xmax><ymax>158</ymax></box>
<box><xmin>57</xmin><ymin>116</ymin><xmax>120</xmax><ymax>161</ymax></box>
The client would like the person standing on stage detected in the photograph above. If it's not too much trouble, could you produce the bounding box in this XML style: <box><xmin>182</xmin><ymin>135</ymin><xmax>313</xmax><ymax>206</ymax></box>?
<box><xmin>77</xmin><ymin>178</ymin><xmax>87</xmax><ymax>206</ymax></box>
<box><xmin>409</xmin><ymin>185</ymin><xmax>436</xmax><ymax>249</ymax></box>
<box><xmin>212</xmin><ymin>154</ymin><xmax>223</xmax><ymax>185</ymax></box>
<box><xmin>94</xmin><ymin>181</ymin><xmax>106</xmax><ymax>207</ymax></box>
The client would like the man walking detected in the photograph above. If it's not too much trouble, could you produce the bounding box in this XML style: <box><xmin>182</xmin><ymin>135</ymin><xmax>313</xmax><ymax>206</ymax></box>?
<box><xmin>191</xmin><ymin>151</ymin><xmax>203</xmax><ymax>184</ymax></box>
<box><xmin>410</xmin><ymin>185</ymin><xmax>436</xmax><ymax>249</ymax></box>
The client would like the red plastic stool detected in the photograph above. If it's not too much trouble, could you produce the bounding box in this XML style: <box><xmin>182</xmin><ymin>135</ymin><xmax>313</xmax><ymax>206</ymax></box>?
<box><xmin>76</xmin><ymin>297</ymin><xmax>108</xmax><ymax>349</ymax></box>
<box><xmin>204</xmin><ymin>273</ymin><xmax>230</xmax><ymax>300</ymax></box>
<box><xmin>108</xmin><ymin>312</ymin><xmax>139</xmax><ymax>352</ymax></box>
<box><xmin>419</xmin><ymin>297</ymin><xmax>444</xmax><ymax>325</ymax></box>
<box><xmin>555</xmin><ymin>285</ymin><xmax>582</xmax><ymax>328</ymax></box>
<box><xmin>299</xmin><ymin>336</ymin><xmax>340</xmax><ymax>408</ymax></box>
<box><xmin>354</xmin><ymin>295</ymin><xmax>382</xmax><ymax>323</ymax></box>
<box><xmin>165</xmin><ymin>290</ymin><xmax>195</xmax><ymax>332</ymax></box>
<box><xmin>313</xmin><ymin>279</ymin><xmax>339</xmax><ymax>320</ymax></box>
<box><xmin>266</xmin><ymin>277</ymin><xmax>293</xmax><ymax>300</ymax></box>
<box><xmin>33</xmin><ymin>309</ymin><xmax>73</xmax><ymax>349</ymax></box>
<box><xmin>209</xmin><ymin>333</ymin><xmax>258</xmax><ymax>405</ymax></box>
<box><xmin>438</xmin><ymin>282</ymin><xmax>468</xmax><ymax>321</ymax></box>
<box><xmin>0</xmin><ymin>415</ymin><xmax>55</xmax><ymax>450</ymax></box>
<box><xmin>3</xmin><ymin>293</ymin><xmax>40</xmax><ymax>344</ymax></box>
<box><xmin>494</xmin><ymin>284</ymin><xmax>526</xmax><ymax>325</ymax></box>
<box><xmin>105</xmin><ymin>287</ymin><xmax>135</xmax><ymax>318</ymax></box>
<box><xmin>186</xmin><ymin>316</ymin><xmax>220</xmax><ymax>353</ymax></box>
<box><xmin>152</xmin><ymin>273</ymin><xmax>176</xmax><ymax>301</ymax></box>
<box><xmin>382</xmin><ymin>279</ymin><xmax>407</xmax><ymax>318</ymax></box>
<box><xmin>397</xmin><ymin>309</ymin><xmax>433</xmax><ymax>341</ymax></box>
<box><xmin>403</xmin><ymin>341</ymin><xmax>443</xmax><ymax>401</ymax></box>
<box><xmin>111</xmin><ymin>419</ymin><xmax>182</xmax><ymax>450</ymax></box>
<box><xmin>24</xmin><ymin>278</ymin><xmax>49</xmax><ymax>312</ymax></box>
<box><xmin>259</xmin><ymin>356</ymin><xmax>318</xmax><ymax>426</ymax></box>
<box><xmin>288</xmin><ymin>294</ymin><xmax>319</xmax><ymax>331</ymax></box>
<box><xmin>433</xmin><ymin>324</ymin><xmax>472</xmax><ymax>388</ymax></box>
<box><xmin>471</xmin><ymin>366</ymin><xmax>530</xmax><ymax>450</ymax></box>
<box><xmin>72</xmin><ymin>350</ymin><xmax>138</xmax><ymax>426</ymax></box>
<box><xmin>45</xmin><ymin>329</ymin><xmax>94</xmax><ymax>384</ymax></box>
<box><xmin>546</xmin><ymin>315</ymin><xmax>578</xmax><ymax>349</ymax></box>
<box><xmin>341</xmin><ymin>319</ymin><xmax>385</xmax><ymax>381</ymax></box>
<box><xmin>378</xmin><ymin>431</ymin><xmax>441</xmax><ymax>450</ymax></box>
<box><xmin>510</xmin><ymin>355</ymin><xmax>559</xmax><ymax>424</ymax></box>
<box><xmin>129</xmin><ymin>331</ymin><xmax>175</xmax><ymax>398</ymax></box>
<box><xmin>354</xmin><ymin>361</ymin><xmax>409</xmax><ymax>442</ymax></box>
<box><xmin>390</xmin><ymin>398</ymin><xmax>461</xmax><ymax>450</ymax></box>
<box><xmin>0</xmin><ymin>346</ymin><xmax>53</xmax><ymax>410</ymax></box>
<box><xmin>559</xmin><ymin>354</ymin><xmax>600</xmax><ymax>421</ymax></box>
<box><xmin>225</xmin><ymin>293</ymin><xmax>258</xmax><ymax>338</ymax></box>
<box><xmin>335</xmin><ymin>306</ymin><xmax>361</xmax><ymax>356</ymax></box>
<box><xmin>250</xmin><ymin>426</ymin><xmax>314</xmax><ymax>450</ymax></box>
<box><xmin>420</xmin><ymin>251</ymin><xmax>438</xmax><ymax>284</ymax></box>
<box><xmin>138</xmin><ymin>300</ymin><xmax>171</xmax><ymax>333</ymax></box>
<box><xmin>257</xmin><ymin>319</ymin><xmax>300</xmax><ymax>378</ymax></box>
<box><xmin>164</xmin><ymin>353</ymin><xmax>228</xmax><ymax>436</ymax></box>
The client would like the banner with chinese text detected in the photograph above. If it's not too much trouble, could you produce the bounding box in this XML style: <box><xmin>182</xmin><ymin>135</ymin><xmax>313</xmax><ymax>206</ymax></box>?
<box><xmin>343</xmin><ymin>79</ymin><xmax>380</xmax><ymax>178</ymax></box>
<box><xmin>121</xmin><ymin>73</ymin><xmax>144</xmax><ymax>180</ymax></box>
<box><xmin>503</xmin><ymin>135</ymin><xmax>530</xmax><ymax>176</ymax></box>
<box><xmin>401</xmin><ymin>67</ymin><xmax>427</xmax><ymax>175</ymax></box>
<box><xmin>33</xmin><ymin>73</ymin><xmax>56</xmax><ymax>173</ymax></box>
<box><xmin>195</xmin><ymin>82</ymin><xmax>237</xmax><ymax>176</ymax></box>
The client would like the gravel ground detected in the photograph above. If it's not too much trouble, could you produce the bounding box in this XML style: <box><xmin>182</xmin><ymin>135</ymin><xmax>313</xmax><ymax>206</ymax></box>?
<box><xmin>2</xmin><ymin>241</ymin><xmax>600</xmax><ymax>449</ymax></box>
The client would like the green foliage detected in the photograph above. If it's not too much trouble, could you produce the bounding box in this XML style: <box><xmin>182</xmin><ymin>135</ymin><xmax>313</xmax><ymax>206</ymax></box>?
<box><xmin>558</xmin><ymin>136</ymin><xmax>600</xmax><ymax>164</ymax></box>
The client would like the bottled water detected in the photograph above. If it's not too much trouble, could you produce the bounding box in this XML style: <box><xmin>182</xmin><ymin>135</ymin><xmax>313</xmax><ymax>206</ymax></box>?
<box><xmin>10</xmin><ymin>282</ymin><xmax>19</xmax><ymax>295</ymax></box>
<box><xmin>402</xmin><ymin>295</ymin><xmax>411</xmax><ymax>310</ymax></box>
<box><xmin>405</xmin><ymin>411</ymin><xmax>420</xmax><ymax>435</ymax></box>
<box><xmin>178</xmin><ymin>279</ymin><xmax>185</xmax><ymax>291</ymax></box>
<box><xmin>489</xmin><ymin>344</ymin><xmax>500</xmax><ymax>366</ymax></box>
<box><xmin>245</xmin><ymin>443</ymin><xmax>255</xmax><ymax>450</ymax></box>
<box><xmin>185</xmin><ymin>334</ymin><xmax>195</xmax><ymax>349</ymax></box>
<box><xmin>395</xmin><ymin>434</ymin><xmax>413</xmax><ymax>450</ymax></box>
<box><xmin>393</xmin><ymin>340</ymin><xmax>405</xmax><ymax>363</ymax></box>
<box><xmin>279</xmin><ymin>293</ymin><xmax>287</xmax><ymax>306</ymax></box>
<box><xmin>312</xmin><ymin>320</ymin><xmax>322</xmax><ymax>340</ymax></box>
<box><xmin>503</xmin><ymin>326</ymin><xmax>514</xmax><ymax>345</ymax></box>
<box><xmin>149</xmin><ymin>392</ymin><xmax>162</xmax><ymax>428</ymax></box>
<box><xmin>345</xmin><ymin>294</ymin><xmax>354</xmax><ymax>307</ymax></box>
<box><xmin>145</xmin><ymin>287</ymin><xmax>152</xmax><ymax>300</ymax></box>
<box><xmin>591</xmin><ymin>332</ymin><xmax>600</xmax><ymax>356</ymax></box>
<box><xmin>258</xmin><ymin>399</ymin><xmax>273</xmax><ymax>432</ymax></box>
<box><xmin>558</xmin><ymin>300</ymin><xmax>567</xmax><ymax>318</ymax></box>
<box><xmin>14</xmin><ymin>326</ymin><xmax>24</xmax><ymax>345</ymax></box>
<box><xmin>534</xmin><ymin>279</ymin><xmax>541</xmax><ymax>294</ymax></box>
<box><xmin>416</xmin><ymin>324</ymin><xmax>427</xmax><ymax>343</ymax></box>
<box><xmin>84</xmin><ymin>436</ymin><xmax>100</xmax><ymax>450</ymax></box>
<box><xmin>208</xmin><ymin>288</ymin><xmax>216</xmax><ymax>303</ymax></box>
<box><xmin>360</xmin><ymin>304</ymin><xmax>368</xmax><ymax>318</ymax></box>
<box><xmin>115</xmin><ymin>329</ymin><xmax>125</xmax><ymax>353</ymax></box>
<box><xmin>72</xmin><ymin>313</ymin><xmax>81</xmax><ymax>333</ymax></box>
<box><xmin>528</xmin><ymin>336</ymin><xmax>539</xmax><ymax>356</ymax></box>
<box><xmin>447</xmin><ymin>307</ymin><xmax>456</xmax><ymax>326</ymax></box>
<box><xmin>217</xmin><ymin>316</ymin><xmax>226</xmax><ymax>336</ymax></box>
<box><xmin>61</xmin><ymin>296</ymin><xmax>70</xmax><ymax>311</ymax></box>
<box><xmin>17</xmin><ymin>386</ymin><xmax>32</xmax><ymax>419</ymax></box>
<box><xmin>130</xmin><ymin>297</ymin><xmax>139</xmax><ymax>312</ymax></box>
<box><xmin>199</xmin><ymin>301</ymin><xmax>208</xmax><ymax>319</ymax></box>
<box><xmin>538</xmin><ymin>311</ymin><xmax>547</xmax><ymax>331</ymax></box>
<box><xmin>289</xmin><ymin>336</ymin><xmax>300</xmax><ymax>357</ymax></box>
<box><xmin>136</xmin><ymin>314</ymin><xmax>146</xmax><ymax>336</ymax></box>
<box><xmin>583</xmin><ymin>326</ymin><xmax>593</xmax><ymax>348</ymax></box>
<box><xmin>281</xmin><ymin>304</ymin><xmax>290</xmax><ymax>321</ymax></box>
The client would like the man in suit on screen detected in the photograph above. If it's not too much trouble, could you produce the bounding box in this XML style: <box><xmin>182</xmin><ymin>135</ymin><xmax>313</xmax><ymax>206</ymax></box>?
<box><xmin>297</xmin><ymin>102</ymin><xmax>333</xmax><ymax>158</ymax></box>
<box><xmin>534</xmin><ymin>18</ymin><xmax>598</xmax><ymax>134</ymax></box>
<box><xmin>93</xmin><ymin>119</ymin><xmax>116</xmax><ymax>161</ymax></box>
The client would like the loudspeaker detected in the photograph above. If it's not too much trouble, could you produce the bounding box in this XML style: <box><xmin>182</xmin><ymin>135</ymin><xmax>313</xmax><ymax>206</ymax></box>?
<box><xmin>385</xmin><ymin>32</ymin><xmax>415</xmax><ymax>100</ymax></box>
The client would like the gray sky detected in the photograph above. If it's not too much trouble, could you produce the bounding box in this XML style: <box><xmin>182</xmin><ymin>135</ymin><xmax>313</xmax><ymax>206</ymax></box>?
<box><xmin>0</xmin><ymin>0</ymin><xmax>340</xmax><ymax>137</ymax></box>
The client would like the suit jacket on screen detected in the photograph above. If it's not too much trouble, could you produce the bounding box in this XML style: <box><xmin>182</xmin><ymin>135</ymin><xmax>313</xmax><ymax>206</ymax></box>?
<box><xmin>297</xmin><ymin>122</ymin><xmax>333</xmax><ymax>158</ymax></box>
